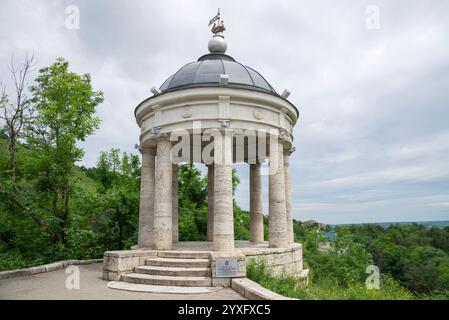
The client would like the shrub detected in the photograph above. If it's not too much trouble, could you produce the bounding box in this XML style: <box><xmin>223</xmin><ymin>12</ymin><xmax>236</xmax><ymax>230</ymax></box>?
<box><xmin>247</xmin><ymin>257</ymin><xmax>414</xmax><ymax>300</ymax></box>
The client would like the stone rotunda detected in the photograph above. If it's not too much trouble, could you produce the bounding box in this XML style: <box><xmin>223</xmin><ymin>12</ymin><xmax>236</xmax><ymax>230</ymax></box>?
<box><xmin>103</xmin><ymin>15</ymin><xmax>308</xmax><ymax>291</ymax></box>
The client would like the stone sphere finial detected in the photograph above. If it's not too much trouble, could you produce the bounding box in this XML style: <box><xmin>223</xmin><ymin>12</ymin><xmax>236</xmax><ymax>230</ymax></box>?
<box><xmin>208</xmin><ymin>35</ymin><xmax>227</xmax><ymax>54</ymax></box>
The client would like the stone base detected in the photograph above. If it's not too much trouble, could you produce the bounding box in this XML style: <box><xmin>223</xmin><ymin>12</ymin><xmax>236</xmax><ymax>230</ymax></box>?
<box><xmin>238</xmin><ymin>242</ymin><xmax>303</xmax><ymax>276</ymax></box>
<box><xmin>103</xmin><ymin>241</ymin><xmax>306</xmax><ymax>285</ymax></box>
<box><xmin>103</xmin><ymin>250</ymin><xmax>157</xmax><ymax>281</ymax></box>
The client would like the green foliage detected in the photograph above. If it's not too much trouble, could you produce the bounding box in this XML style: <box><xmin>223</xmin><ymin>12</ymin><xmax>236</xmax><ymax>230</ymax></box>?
<box><xmin>177</xmin><ymin>164</ymin><xmax>250</xmax><ymax>241</ymax></box>
<box><xmin>74</xmin><ymin>149</ymin><xmax>141</xmax><ymax>251</ymax></box>
<box><xmin>334</xmin><ymin>223</ymin><xmax>449</xmax><ymax>296</ymax></box>
<box><xmin>306</xmin><ymin>242</ymin><xmax>372</xmax><ymax>287</ymax></box>
<box><xmin>0</xmin><ymin>251</ymin><xmax>45</xmax><ymax>271</ymax></box>
<box><xmin>281</xmin><ymin>221</ymin><xmax>449</xmax><ymax>299</ymax></box>
<box><xmin>28</xmin><ymin>58</ymin><xmax>103</xmax><ymax>143</ymax></box>
<box><xmin>233</xmin><ymin>203</ymin><xmax>250</xmax><ymax>240</ymax></box>
<box><xmin>296</xmin><ymin>275</ymin><xmax>414</xmax><ymax>300</ymax></box>
<box><xmin>0</xmin><ymin>57</ymin><xmax>105</xmax><ymax>269</ymax></box>
<box><xmin>20</xmin><ymin>57</ymin><xmax>104</xmax><ymax>245</ymax></box>
<box><xmin>247</xmin><ymin>258</ymin><xmax>299</xmax><ymax>297</ymax></box>
<box><xmin>178</xmin><ymin>164</ymin><xmax>208</xmax><ymax>241</ymax></box>
<box><xmin>247</xmin><ymin>258</ymin><xmax>414</xmax><ymax>300</ymax></box>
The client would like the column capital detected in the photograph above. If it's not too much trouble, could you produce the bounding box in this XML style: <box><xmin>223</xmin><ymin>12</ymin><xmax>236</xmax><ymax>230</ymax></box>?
<box><xmin>139</xmin><ymin>145</ymin><xmax>156</xmax><ymax>155</ymax></box>
<box><xmin>151</xmin><ymin>132</ymin><xmax>171</xmax><ymax>143</ymax></box>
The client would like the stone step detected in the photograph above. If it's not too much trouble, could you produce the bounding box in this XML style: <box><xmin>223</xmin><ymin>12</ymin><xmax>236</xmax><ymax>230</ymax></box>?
<box><xmin>135</xmin><ymin>265</ymin><xmax>211</xmax><ymax>277</ymax></box>
<box><xmin>158</xmin><ymin>251</ymin><xmax>210</xmax><ymax>259</ymax></box>
<box><xmin>145</xmin><ymin>257</ymin><xmax>210</xmax><ymax>268</ymax></box>
<box><xmin>122</xmin><ymin>273</ymin><xmax>212</xmax><ymax>287</ymax></box>
<box><xmin>107</xmin><ymin>281</ymin><xmax>221</xmax><ymax>294</ymax></box>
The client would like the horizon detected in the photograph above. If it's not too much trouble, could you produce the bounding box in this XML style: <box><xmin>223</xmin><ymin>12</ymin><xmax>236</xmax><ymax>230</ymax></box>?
<box><xmin>328</xmin><ymin>219</ymin><xmax>449</xmax><ymax>226</ymax></box>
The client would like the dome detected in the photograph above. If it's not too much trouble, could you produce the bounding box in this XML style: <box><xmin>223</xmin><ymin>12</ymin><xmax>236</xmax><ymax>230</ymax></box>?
<box><xmin>159</xmin><ymin>53</ymin><xmax>276</xmax><ymax>94</ymax></box>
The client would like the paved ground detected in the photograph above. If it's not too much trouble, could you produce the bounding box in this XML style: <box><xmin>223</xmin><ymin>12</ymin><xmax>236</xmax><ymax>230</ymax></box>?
<box><xmin>0</xmin><ymin>263</ymin><xmax>245</xmax><ymax>300</ymax></box>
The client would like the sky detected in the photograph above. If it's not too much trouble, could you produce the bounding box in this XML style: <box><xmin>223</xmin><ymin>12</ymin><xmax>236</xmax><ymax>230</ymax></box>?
<box><xmin>1</xmin><ymin>0</ymin><xmax>449</xmax><ymax>224</ymax></box>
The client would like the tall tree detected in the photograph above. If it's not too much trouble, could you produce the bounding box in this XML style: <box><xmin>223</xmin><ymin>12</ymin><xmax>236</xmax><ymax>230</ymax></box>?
<box><xmin>26</xmin><ymin>58</ymin><xmax>103</xmax><ymax>245</ymax></box>
<box><xmin>0</xmin><ymin>54</ymin><xmax>36</xmax><ymax>181</ymax></box>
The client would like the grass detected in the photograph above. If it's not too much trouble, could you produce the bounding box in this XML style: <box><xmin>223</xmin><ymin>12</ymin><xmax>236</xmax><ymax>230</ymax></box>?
<box><xmin>246</xmin><ymin>258</ymin><xmax>415</xmax><ymax>300</ymax></box>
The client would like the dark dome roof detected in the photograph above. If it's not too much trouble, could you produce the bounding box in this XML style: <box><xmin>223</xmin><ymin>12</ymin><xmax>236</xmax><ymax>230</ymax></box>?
<box><xmin>160</xmin><ymin>53</ymin><xmax>276</xmax><ymax>94</ymax></box>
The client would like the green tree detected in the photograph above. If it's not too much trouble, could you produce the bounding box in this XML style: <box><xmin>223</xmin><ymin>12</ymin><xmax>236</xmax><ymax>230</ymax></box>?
<box><xmin>178</xmin><ymin>164</ymin><xmax>208</xmax><ymax>240</ymax></box>
<box><xmin>177</xmin><ymin>165</ymin><xmax>246</xmax><ymax>241</ymax></box>
<box><xmin>25</xmin><ymin>58</ymin><xmax>103</xmax><ymax>245</ymax></box>
<box><xmin>73</xmin><ymin>149</ymin><xmax>140</xmax><ymax>252</ymax></box>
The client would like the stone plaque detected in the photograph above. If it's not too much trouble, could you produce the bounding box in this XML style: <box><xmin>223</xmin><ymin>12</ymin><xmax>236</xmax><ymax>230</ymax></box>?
<box><xmin>215</xmin><ymin>258</ymin><xmax>238</xmax><ymax>277</ymax></box>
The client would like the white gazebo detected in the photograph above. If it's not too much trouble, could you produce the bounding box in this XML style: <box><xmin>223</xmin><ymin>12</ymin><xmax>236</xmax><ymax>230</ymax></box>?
<box><xmin>103</xmin><ymin>14</ymin><xmax>307</xmax><ymax>290</ymax></box>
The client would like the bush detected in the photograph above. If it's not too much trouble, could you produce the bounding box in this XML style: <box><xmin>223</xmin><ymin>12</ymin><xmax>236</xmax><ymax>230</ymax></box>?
<box><xmin>0</xmin><ymin>251</ymin><xmax>45</xmax><ymax>272</ymax></box>
<box><xmin>305</xmin><ymin>241</ymin><xmax>372</xmax><ymax>287</ymax></box>
<box><xmin>247</xmin><ymin>258</ymin><xmax>414</xmax><ymax>300</ymax></box>
<box><xmin>246</xmin><ymin>258</ymin><xmax>299</xmax><ymax>297</ymax></box>
<box><xmin>295</xmin><ymin>275</ymin><xmax>413</xmax><ymax>300</ymax></box>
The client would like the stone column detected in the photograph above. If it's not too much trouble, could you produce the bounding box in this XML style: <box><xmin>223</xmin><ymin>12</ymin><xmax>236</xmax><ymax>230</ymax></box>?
<box><xmin>153</xmin><ymin>138</ymin><xmax>173</xmax><ymax>250</ymax></box>
<box><xmin>284</xmin><ymin>151</ymin><xmax>294</xmax><ymax>244</ymax></box>
<box><xmin>213</xmin><ymin>130</ymin><xmax>234</xmax><ymax>252</ymax></box>
<box><xmin>172</xmin><ymin>164</ymin><xmax>179</xmax><ymax>243</ymax></box>
<box><xmin>269</xmin><ymin>141</ymin><xmax>288</xmax><ymax>248</ymax></box>
<box><xmin>138</xmin><ymin>147</ymin><xmax>155</xmax><ymax>248</ymax></box>
<box><xmin>250</xmin><ymin>162</ymin><xmax>264</xmax><ymax>243</ymax></box>
<box><xmin>207</xmin><ymin>164</ymin><xmax>214</xmax><ymax>242</ymax></box>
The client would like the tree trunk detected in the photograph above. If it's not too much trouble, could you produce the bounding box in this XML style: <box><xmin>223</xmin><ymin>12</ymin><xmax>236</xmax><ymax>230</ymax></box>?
<box><xmin>52</xmin><ymin>190</ymin><xmax>59</xmax><ymax>218</ymax></box>
<box><xmin>61</xmin><ymin>185</ymin><xmax>69</xmax><ymax>247</ymax></box>
<box><xmin>8</xmin><ymin>129</ymin><xmax>17</xmax><ymax>182</ymax></box>
<box><xmin>116</xmin><ymin>206</ymin><xmax>124</xmax><ymax>250</ymax></box>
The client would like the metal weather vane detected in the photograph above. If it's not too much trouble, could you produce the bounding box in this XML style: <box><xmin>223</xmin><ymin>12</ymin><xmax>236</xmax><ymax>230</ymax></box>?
<box><xmin>208</xmin><ymin>8</ymin><xmax>225</xmax><ymax>34</ymax></box>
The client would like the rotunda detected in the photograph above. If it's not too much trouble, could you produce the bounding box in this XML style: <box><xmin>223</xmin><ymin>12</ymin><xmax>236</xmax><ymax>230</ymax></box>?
<box><xmin>103</xmin><ymin>13</ymin><xmax>306</xmax><ymax>289</ymax></box>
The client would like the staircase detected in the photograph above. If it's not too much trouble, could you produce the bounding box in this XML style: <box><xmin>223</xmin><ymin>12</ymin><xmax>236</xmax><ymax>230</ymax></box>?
<box><xmin>121</xmin><ymin>251</ymin><xmax>213</xmax><ymax>288</ymax></box>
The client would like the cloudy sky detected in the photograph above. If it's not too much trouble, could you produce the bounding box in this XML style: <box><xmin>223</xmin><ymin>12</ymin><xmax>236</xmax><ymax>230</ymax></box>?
<box><xmin>1</xmin><ymin>0</ymin><xmax>449</xmax><ymax>224</ymax></box>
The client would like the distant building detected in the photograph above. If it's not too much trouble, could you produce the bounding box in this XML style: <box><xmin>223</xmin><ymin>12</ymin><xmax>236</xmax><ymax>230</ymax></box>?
<box><xmin>303</xmin><ymin>220</ymin><xmax>329</xmax><ymax>231</ymax></box>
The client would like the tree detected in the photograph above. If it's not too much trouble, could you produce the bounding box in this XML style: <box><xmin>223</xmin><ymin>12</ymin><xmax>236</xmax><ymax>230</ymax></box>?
<box><xmin>85</xmin><ymin>149</ymin><xmax>140</xmax><ymax>250</ymax></box>
<box><xmin>178</xmin><ymin>164</ymin><xmax>208</xmax><ymax>240</ymax></box>
<box><xmin>0</xmin><ymin>54</ymin><xmax>36</xmax><ymax>181</ymax></box>
<box><xmin>25</xmin><ymin>58</ymin><xmax>103</xmax><ymax>245</ymax></box>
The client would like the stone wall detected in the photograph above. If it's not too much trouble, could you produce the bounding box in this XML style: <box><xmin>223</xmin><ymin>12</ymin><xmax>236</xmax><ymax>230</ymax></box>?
<box><xmin>0</xmin><ymin>259</ymin><xmax>102</xmax><ymax>280</ymax></box>
<box><xmin>241</xmin><ymin>243</ymin><xmax>303</xmax><ymax>276</ymax></box>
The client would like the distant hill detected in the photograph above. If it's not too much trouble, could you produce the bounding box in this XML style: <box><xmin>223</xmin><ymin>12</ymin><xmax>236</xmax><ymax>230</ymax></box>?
<box><xmin>324</xmin><ymin>220</ymin><xmax>449</xmax><ymax>241</ymax></box>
